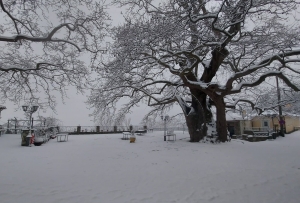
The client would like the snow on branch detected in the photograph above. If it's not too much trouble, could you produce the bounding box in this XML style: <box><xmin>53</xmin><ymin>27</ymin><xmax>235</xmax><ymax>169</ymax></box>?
<box><xmin>0</xmin><ymin>0</ymin><xmax>109</xmax><ymax>106</ymax></box>
<box><xmin>226</xmin><ymin>49</ymin><xmax>300</xmax><ymax>90</ymax></box>
<box><xmin>230</xmin><ymin>71</ymin><xmax>300</xmax><ymax>94</ymax></box>
<box><xmin>0</xmin><ymin>62</ymin><xmax>61</xmax><ymax>72</ymax></box>
<box><xmin>0</xmin><ymin>23</ymin><xmax>82</xmax><ymax>51</ymax></box>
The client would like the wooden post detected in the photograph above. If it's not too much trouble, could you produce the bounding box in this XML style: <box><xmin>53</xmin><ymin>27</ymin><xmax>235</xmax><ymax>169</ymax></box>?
<box><xmin>77</xmin><ymin>126</ymin><xmax>81</xmax><ymax>134</ymax></box>
<box><xmin>14</xmin><ymin>117</ymin><xmax>17</xmax><ymax>134</ymax></box>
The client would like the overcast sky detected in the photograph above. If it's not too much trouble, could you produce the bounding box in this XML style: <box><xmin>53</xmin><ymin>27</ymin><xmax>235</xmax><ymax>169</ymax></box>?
<box><xmin>0</xmin><ymin>0</ymin><xmax>255</xmax><ymax>127</ymax></box>
<box><xmin>0</xmin><ymin>4</ymin><xmax>155</xmax><ymax>127</ymax></box>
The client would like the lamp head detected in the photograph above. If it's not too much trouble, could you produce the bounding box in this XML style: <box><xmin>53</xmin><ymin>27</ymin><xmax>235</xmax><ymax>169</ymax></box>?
<box><xmin>22</xmin><ymin>105</ymin><xmax>28</xmax><ymax>112</ymax></box>
<box><xmin>32</xmin><ymin>105</ymin><xmax>39</xmax><ymax>112</ymax></box>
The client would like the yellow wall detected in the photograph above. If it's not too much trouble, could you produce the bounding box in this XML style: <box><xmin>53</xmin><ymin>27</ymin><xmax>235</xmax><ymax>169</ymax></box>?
<box><xmin>285</xmin><ymin>116</ymin><xmax>300</xmax><ymax>133</ymax></box>
<box><xmin>251</xmin><ymin>116</ymin><xmax>300</xmax><ymax>133</ymax></box>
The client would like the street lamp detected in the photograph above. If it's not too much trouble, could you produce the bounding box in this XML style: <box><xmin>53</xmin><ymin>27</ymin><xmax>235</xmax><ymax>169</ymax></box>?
<box><xmin>0</xmin><ymin>105</ymin><xmax>6</xmax><ymax>136</ymax></box>
<box><xmin>0</xmin><ymin>105</ymin><xmax>6</xmax><ymax>119</ymax></box>
<box><xmin>161</xmin><ymin>115</ymin><xmax>169</xmax><ymax>141</ymax></box>
<box><xmin>22</xmin><ymin>104</ymin><xmax>39</xmax><ymax>146</ymax></box>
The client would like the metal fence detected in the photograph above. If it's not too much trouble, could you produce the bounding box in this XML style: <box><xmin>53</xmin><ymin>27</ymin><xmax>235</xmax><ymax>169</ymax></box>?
<box><xmin>5</xmin><ymin>125</ymin><xmax>50</xmax><ymax>134</ymax></box>
<box><xmin>2</xmin><ymin>125</ymin><xmax>188</xmax><ymax>134</ymax></box>
<box><xmin>244</xmin><ymin>127</ymin><xmax>271</xmax><ymax>132</ymax></box>
<box><xmin>152</xmin><ymin>127</ymin><xmax>188</xmax><ymax>131</ymax></box>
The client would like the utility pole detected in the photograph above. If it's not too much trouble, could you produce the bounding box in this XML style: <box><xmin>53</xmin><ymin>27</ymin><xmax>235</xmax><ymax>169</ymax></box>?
<box><xmin>14</xmin><ymin>117</ymin><xmax>17</xmax><ymax>134</ymax></box>
<box><xmin>276</xmin><ymin>77</ymin><xmax>285</xmax><ymax>137</ymax></box>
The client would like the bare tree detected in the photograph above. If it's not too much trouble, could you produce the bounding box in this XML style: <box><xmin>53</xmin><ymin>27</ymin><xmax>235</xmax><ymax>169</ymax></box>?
<box><xmin>35</xmin><ymin>115</ymin><xmax>62</xmax><ymax>127</ymax></box>
<box><xmin>88</xmin><ymin>0</ymin><xmax>300</xmax><ymax>142</ymax></box>
<box><xmin>254</xmin><ymin>84</ymin><xmax>300</xmax><ymax>114</ymax></box>
<box><xmin>0</xmin><ymin>0</ymin><xmax>110</xmax><ymax>108</ymax></box>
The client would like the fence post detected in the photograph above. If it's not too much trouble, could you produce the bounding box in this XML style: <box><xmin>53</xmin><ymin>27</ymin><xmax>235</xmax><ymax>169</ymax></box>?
<box><xmin>96</xmin><ymin>126</ymin><xmax>100</xmax><ymax>133</ymax></box>
<box><xmin>6</xmin><ymin>120</ymin><xmax>10</xmax><ymax>134</ymax></box>
<box><xmin>77</xmin><ymin>126</ymin><xmax>81</xmax><ymax>134</ymax></box>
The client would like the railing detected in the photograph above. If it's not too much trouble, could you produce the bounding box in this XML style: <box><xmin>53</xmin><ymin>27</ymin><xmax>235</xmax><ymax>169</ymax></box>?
<box><xmin>99</xmin><ymin>126</ymin><xmax>115</xmax><ymax>132</ymax></box>
<box><xmin>2</xmin><ymin>125</ymin><xmax>189</xmax><ymax>134</ymax></box>
<box><xmin>65</xmin><ymin>126</ymin><xmax>133</xmax><ymax>134</ymax></box>
<box><xmin>152</xmin><ymin>127</ymin><xmax>188</xmax><ymax>131</ymax></box>
<box><xmin>57</xmin><ymin>126</ymin><xmax>78</xmax><ymax>133</ymax></box>
<box><xmin>244</xmin><ymin>127</ymin><xmax>271</xmax><ymax>132</ymax></box>
<box><xmin>5</xmin><ymin>125</ymin><xmax>49</xmax><ymax>134</ymax></box>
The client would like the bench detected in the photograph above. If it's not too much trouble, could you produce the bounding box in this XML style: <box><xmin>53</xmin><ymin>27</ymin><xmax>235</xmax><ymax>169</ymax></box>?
<box><xmin>135</xmin><ymin>130</ymin><xmax>147</xmax><ymax>136</ymax></box>
<box><xmin>122</xmin><ymin>132</ymin><xmax>131</xmax><ymax>140</ymax></box>
<box><xmin>243</xmin><ymin>130</ymin><xmax>274</xmax><ymax>142</ymax></box>
<box><xmin>244</xmin><ymin>130</ymin><xmax>270</xmax><ymax>137</ymax></box>
<box><xmin>56</xmin><ymin>133</ymin><xmax>69</xmax><ymax>142</ymax></box>
<box><xmin>0</xmin><ymin>129</ymin><xmax>5</xmax><ymax>136</ymax></box>
<box><xmin>253</xmin><ymin>131</ymin><xmax>270</xmax><ymax>137</ymax></box>
<box><xmin>165</xmin><ymin>130</ymin><xmax>176</xmax><ymax>141</ymax></box>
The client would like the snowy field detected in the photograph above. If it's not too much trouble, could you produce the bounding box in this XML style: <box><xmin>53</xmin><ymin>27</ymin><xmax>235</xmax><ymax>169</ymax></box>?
<box><xmin>0</xmin><ymin>131</ymin><xmax>299</xmax><ymax>203</ymax></box>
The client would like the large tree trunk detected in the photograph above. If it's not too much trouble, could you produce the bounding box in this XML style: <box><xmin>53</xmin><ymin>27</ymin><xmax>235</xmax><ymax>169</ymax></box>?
<box><xmin>214</xmin><ymin>98</ymin><xmax>228</xmax><ymax>142</ymax></box>
<box><xmin>185</xmin><ymin>105</ymin><xmax>206</xmax><ymax>142</ymax></box>
<box><xmin>185</xmin><ymin>91</ymin><xmax>211</xmax><ymax>142</ymax></box>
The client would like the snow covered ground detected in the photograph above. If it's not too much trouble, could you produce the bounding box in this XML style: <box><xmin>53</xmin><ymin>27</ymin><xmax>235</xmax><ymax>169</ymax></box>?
<box><xmin>0</xmin><ymin>131</ymin><xmax>299</xmax><ymax>203</ymax></box>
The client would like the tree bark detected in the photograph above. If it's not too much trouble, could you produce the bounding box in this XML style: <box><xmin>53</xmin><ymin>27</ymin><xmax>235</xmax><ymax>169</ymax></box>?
<box><xmin>214</xmin><ymin>97</ymin><xmax>228</xmax><ymax>142</ymax></box>
<box><xmin>184</xmin><ymin>91</ymin><xmax>210</xmax><ymax>142</ymax></box>
<box><xmin>185</xmin><ymin>116</ymin><xmax>206</xmax><ymax>142</ymax></box>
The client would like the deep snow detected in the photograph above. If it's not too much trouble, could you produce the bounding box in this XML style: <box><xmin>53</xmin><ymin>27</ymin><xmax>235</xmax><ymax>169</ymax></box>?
<box><xmin>0</xmin><ymin>131</ymin><xmax>299</xmax><ymax>203</ymax></box>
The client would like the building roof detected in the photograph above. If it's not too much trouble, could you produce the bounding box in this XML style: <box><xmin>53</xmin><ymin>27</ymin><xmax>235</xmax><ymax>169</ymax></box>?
<box><xmin>226</xmin><ymin>111</ymin><xmax>245</xmax><ymax>121</ymax></box>
<box><xmin>251</xmin><ymin>109</ymin><xmax>300</xmax><ymax>119</ymax></box>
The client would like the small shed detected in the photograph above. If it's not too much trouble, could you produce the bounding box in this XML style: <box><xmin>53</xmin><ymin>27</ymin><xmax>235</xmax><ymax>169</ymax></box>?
<box><xmin>226</xmin><ymin>111</ymin><xmax>248</xmax><ymax>136</ymax></box>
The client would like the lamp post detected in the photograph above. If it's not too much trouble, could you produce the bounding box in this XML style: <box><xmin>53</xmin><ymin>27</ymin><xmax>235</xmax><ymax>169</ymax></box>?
<box><xmin>0</xmin><ymin>105</ymin><xmax>6</xmax><ymax>136</ymax></box>
<box><xmin>0</xmin><ymin>105</ymin><xmax>6</xmax><ymax>119</ymax></box>
<box><xmin>22</xmin><ymin>104</ymin><xmax>39</xmax><ymax>146</ymax></box>
<box><xmin>161</xmin><ymin>115</ymin><xmax>169</xmax><ymax>141</ymax></box>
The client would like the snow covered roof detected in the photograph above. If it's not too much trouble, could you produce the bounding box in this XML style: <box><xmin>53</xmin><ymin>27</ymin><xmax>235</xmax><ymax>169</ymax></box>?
<box><xmin>0</xmin><ymin>105</ymin><xmax>6</xmax><ymax>110</ymax></box>
<box><xmin>251</xmin><ymin>110</ymin><xmax>300</xmax><ymax>118</ymax></box>
<box><xmin>211</xmin><ymin>107</ymin><xmax>245</xmax><ymax>121</ymax></box>
<box><xmin>261</xmin><ymin>109</ymin><xmax>278</xmax><ymax>116</ymax></box>
<box><xmin>226</xmin><ymin>111</ymin><xmax>245</xmax><ymax>121</ymax></box>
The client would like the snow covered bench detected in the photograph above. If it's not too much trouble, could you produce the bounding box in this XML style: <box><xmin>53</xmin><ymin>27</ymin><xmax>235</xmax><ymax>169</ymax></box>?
<box><xmin>166</xmin><ymin>130</ymin><xmax>176</xmax><ymax>141</ymax></box>
<box><xmin>135</xmin><ymin>130</ymin><xmax>147</xmax><ymax>136</ymax></box>
<box><xmin>253</xmin><ymin>131</ymin><xmax>270</xmax><ymax>137</ymax></box>
<box><xmin>122</xmin><ymin>132</ymin><xmax>131</xmax><ymax>140</ymax></box>
<box><xmin>56</xmin><ymin>133</ymin><xmax>69</xmax><ymax>142</ymax></box>
<box><xmin>244</xmin><ymin>130</ymin><xmax>269</xmax><ymax>137</ymax></box>
<box><xmin>243</xmin><ymin>130</ymin><xmax>273</xmax><ymax>142</ymax></box>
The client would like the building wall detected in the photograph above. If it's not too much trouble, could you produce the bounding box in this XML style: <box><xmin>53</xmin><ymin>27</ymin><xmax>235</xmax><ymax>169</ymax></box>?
<box><xmin>251</xmin><ymin>116</ymin><xmax>300</xmax><ymax>133</ymax></box>
<box><xmin>285</xmin><ymin>116</ymin><xmax>300</xmax><ymax>133</ymax></box>
<box><xmin>244</xmin><ymin>120</ymin><xmax>252</xmax><ymax>129</ymax></box>
<box><xmin>227</xmin><ymin>121</ymin><xmax>242</xmax><ymax>135</ymax></box>
<box><xmin>252</xmin><ymin>118</ymin><xmax>263</xmax><ymax>129</ymax></box>
<box><xmin>239</xmin><ymin>120</ymin><xmax>245</xmax><ymax>135</ymax></box>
